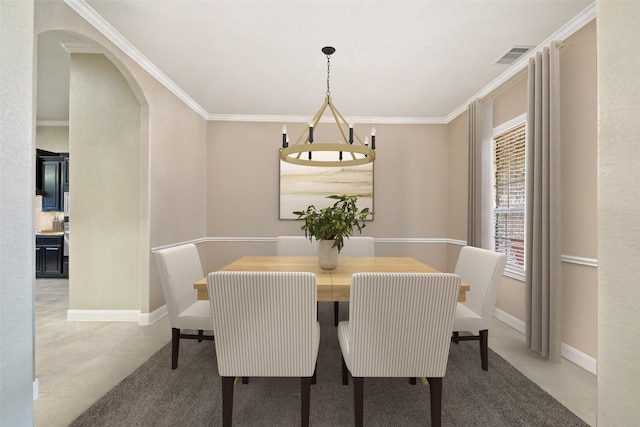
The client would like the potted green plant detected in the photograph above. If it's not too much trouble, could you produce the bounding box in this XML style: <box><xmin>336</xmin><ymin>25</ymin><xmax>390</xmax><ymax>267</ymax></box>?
<box><xmin>293</xmin><ymin>194</ymin><xmax>373</xmax><ymax>269</ymax></box>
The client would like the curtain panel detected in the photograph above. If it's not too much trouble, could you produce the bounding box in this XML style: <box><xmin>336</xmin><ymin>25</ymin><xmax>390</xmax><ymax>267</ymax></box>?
<box><xmin>525</xmin><ymin>42</ymin><xmax>562</xmax><ymax>363</ymax></box>
<box><xmin>467</xmin><ymin>99</ymin><xmax>482</xmax><ymax>247</ymax></box>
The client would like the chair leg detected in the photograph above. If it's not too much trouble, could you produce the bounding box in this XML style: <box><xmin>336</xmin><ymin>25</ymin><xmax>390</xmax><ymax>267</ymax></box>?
<box><xmin>334</xmin><ymin>301</ymin><xmax>340</xmax><ymax>326</ymax></box>
<box><xmin>480</xmin><ymin>329</ymin><xmax>489</xmax><ymax>371</ymax></box>
<box><xmin>452</xmin><ymin>331</ymin><xmax>459</xmax><ymax>343</ymax></box>
<box><xmin>171</xmin><ymin>328</ymin><xmax>180</xmax><ymax>369</ymax></box>
<box><xmin>241</xmin><ymin>377</ymin><xmax>249</xmax><ymax>384</ymax></box>
<box><xmin>312</xmin><ymin>365</ymin><xmax>317</xmax><ymax>385</ymax></box>
<box><xmin>341</xmin><ymin>355</ymin><xmax>349</xmax><ymax>385</ymax></box>
<box><xmin>426</xmin><ymin>377</ymin><xmax>442</xmax><ymax>427</ymax></box>
<box><xmin>221</xmin><ymin>376</ymin><xmax>234</xmax><ymax>427</ymax></box>
<box><xmin>353</xmin><ymin>377</ymin><xmax>364</xmax><ymax>427</ymax></box>
<box><xmin>409</xmin><ymin>377</ymin><xmax>416</xmax><ymax>385</ymax></box>
<box><xmin>198</xmin><ymin>329</ymin><xmax>204</xmax><ymax>342</ymax></box>
<box><xmin>301</xmin><ymin>377</ymin><xmax>312</xmax><ymax>427</ymax></box>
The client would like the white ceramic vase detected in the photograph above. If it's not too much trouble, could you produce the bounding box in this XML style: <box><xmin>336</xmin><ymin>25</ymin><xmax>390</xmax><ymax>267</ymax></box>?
<box><xmin>318</xmin><ymin>239</ymin><xmax>339</xmax><ymax>270</ymax></box>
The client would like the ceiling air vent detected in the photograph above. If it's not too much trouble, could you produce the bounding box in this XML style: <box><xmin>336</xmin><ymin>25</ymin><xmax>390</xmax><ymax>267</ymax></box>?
<box><xmin>495</xmin><ymin>46</ymin><xmax>534</xmax><ymax>65</ymax></box>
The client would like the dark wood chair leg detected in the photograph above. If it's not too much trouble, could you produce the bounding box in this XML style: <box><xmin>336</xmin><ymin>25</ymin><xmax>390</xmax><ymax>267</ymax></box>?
<box><xmin>480</xmin><ymin>329</ymin><xmax>489</xmax><ymax>371</ymax></box>
<box><xmin>221</xmin><ymin>376</ymin><xmax>234</xmax><ymax>427</ymax></box>
<box><xmin>241</xmin><ymin>377</ymin><xmax>249</xmax><ymax>384</ymax></box>
<box><xmin>198</xmin><ymin>329</ymin><xmax>204</xmax><ymax>342</ymax></box>
<box><xmin>334</xmin><ymin>301</ymin><xmax>340</xmax><ymax>326</ymax></box>
<box><xmin>171</xmin><ymin>328</ymin><xmax>180</xmax><ymax>369</ymax></box>
<box><xmin>426</xmin><ymin>377</ymin><xmax>442</xmax><ymax>427</ymax></box>
<box><xmin>409</xmin><ymin>377</ymin><xmax>416</xmax><ymax>385</ymax></box>
<box><xmin>452</xmin><ymin>331</ymin><xmax>459</xmax><ymax>343</ymax></box>
<box><xmin>301</xmin><ymin>377</ymin><xmax>312</xmax><ymax>427</ymax></box>
<box><xmin>341</xmin><ymin>355</ymin><xmax>349</xmax><ymax>385</ymax></box>
<box><xmin>312</xmin><ymin>366</ymin><xmax>317</xmax><ymax>385</ymax></box>
<box><xmin>353</xmin><ymin>377</ymin><xmax>364</xmax><ymax>427</ymax></box>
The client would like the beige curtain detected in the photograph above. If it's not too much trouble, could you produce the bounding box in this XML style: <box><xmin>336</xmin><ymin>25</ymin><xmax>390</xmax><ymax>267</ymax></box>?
<box><xmin>467</xmin><ymin>99</ymin><xmax>481</xmax><ymax>247</ymax></box>
<box><xmin>525</xmin><ymin>42</ymin><xmax>562</xmax><ymax>363</ymax></box>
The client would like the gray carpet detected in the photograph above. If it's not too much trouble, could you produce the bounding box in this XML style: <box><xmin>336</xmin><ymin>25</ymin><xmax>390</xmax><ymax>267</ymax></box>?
<box><xmin>71</xmin><ymin>303</ymin><xmax>588</xmax><ymax>426</ymax></box>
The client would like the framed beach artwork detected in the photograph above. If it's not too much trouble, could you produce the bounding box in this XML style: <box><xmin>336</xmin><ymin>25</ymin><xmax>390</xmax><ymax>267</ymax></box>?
<box><xmin>279</xmin><ymin>151</ymin><xmax>374</xmax><ymax>220</ymax></box>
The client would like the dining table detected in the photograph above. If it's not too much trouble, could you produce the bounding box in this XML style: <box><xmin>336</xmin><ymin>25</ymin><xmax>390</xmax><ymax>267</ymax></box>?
<box><xmin>194</xmin><ymin>256</ymin><xmax>470</xmax><ymax>302</ymax></box>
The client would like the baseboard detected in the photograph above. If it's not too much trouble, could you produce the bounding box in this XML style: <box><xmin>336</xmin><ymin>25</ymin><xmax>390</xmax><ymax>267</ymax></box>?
<box><xmin>493</xmin><ymin>308</ymin><xmax>597</xmax><ymax>375</ymax></box>
<box><xmin>494</xmin><ymin>308</ymin><xmax>525</xmax><ymax>333</ymax></box>
<box><xmin>33</xmin><ymin>378</ymin><xmax>39</xmax><ymax>400</ymax></box>
<box><xmin>139</xmin><ymin>305</ymin><xmax>167</xmax><ymax>325</ymax></box>
<box><xmin>561</xmin><ymin>342</ymin><xmax>597</xmax><ymax>375</ymax></box>
<box><xmin>67</xmin><ymin>309</ymin><xmax>140</xmax><ymax>322</ymax></box>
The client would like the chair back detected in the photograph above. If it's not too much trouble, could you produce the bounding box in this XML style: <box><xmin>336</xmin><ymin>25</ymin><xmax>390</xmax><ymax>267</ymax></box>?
<box><xmin>339</xmin><ymin>236</ymin><xmax>375</xmax><ymax>257</ymax></box>
<box><xmin>155</xmin><ymin>243</ymin><xmax>204</xmax><ymax>325</ymax></box>
<box><xmin>454</xmin><ymin>246</ymin><xmax>507</xmax><ymax>321</ymax></box>
<box><xmin>347</xmin><ymin>272</ymin><xmax>460</xmax><ymax>378</ymax></box>
<box><xmin>207</xmin><ymin>271</ymin><xmax>318</xmax><ymax>377</ymax></box>
<box><xmin>276</xmin><ymin>236</ymin><xmax>318</xmax><ymax>256</ymax></box>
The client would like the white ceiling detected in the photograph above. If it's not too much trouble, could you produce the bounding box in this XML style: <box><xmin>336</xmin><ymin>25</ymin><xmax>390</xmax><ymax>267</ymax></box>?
<box><xmin>36</xmin><ymin>0</ymin><xmax>594</xmax><ymax>123</ymax></box>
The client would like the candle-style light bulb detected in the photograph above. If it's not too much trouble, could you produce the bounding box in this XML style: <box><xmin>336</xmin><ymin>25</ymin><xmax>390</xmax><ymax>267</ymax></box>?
<box><xmin>349</xmin><ymin>122</ymin><xmax>354</xmax><ymax>144</ymax></box>
<box><xmin>308</xmin><ymin>122</ymin><xmax>314</xmax><ymax>143</ymax></box>
<box><xmin>364</xmin><ymin>137</ymin><xmax>369</xmax><ymax>158</ymax></box>
<box><xmin>371</xmin><ymin>126</ymin><xmax>376</xmax><ymax>150</ymax></box>
<box><xmin>282</xmin><ymin>125</ymin><xmax>288</xmax><ymax>148</ymax></box>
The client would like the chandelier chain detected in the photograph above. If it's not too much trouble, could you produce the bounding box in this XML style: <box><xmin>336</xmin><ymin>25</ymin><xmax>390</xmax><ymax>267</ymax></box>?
<box><xmin>326</xmin><ymin>53</ymin><xmax>331</xmax><ymax>97</ymax></box>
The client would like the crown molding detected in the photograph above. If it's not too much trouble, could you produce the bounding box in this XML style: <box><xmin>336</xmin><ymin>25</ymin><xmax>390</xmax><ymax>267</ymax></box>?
<box><xmin>446</xmin><ymin>2</ymin><xmax>596</xmax><ymax>123</ymax></box>
<box><xmin>207</xmin><ymin>114</ymin><xmax>447</xmax><ymax>125</ymax></box>
<box><xmin>36</xmin><ymin>120</ymin><xmax>69</xmax><ymax>127</ymax></box>
<box><xmin>60</xmin><ymin>42</ymin><xmax>100</xmax><ymax>54</ymax></box>
<box><xmin>64</xmin><ymin>0</ymin><xmax>209</xmax><ymax>120</ymax></box>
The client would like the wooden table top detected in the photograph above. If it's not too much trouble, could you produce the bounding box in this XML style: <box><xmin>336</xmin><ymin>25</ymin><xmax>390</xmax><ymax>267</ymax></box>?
<box><xmin>194</xmin><ymin>256</ymin><xmax>469</xmax><ymax>302</ymax></box>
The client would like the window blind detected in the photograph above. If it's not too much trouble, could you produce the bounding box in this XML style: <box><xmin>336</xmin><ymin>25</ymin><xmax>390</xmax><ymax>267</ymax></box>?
<box><xmin>493</xmin><ymin>122</ymin><xmax>526</xmax><ymax>270</ymax></box>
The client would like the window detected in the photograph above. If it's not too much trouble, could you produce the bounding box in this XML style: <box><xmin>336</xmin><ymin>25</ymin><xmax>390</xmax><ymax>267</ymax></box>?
<box><xmin>493</xmin><ymin>119</ymin><xmax>526</xmax><ymax>273</ymax></box>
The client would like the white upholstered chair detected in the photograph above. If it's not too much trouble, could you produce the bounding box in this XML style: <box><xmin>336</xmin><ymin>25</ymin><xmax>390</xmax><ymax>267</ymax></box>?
<box><xmin>207</xmin><ymin>271</ymin><xmax>320</xmax><ymax>427</ymax></box>
<box><xmin>338</xmin><ymin>272</ymin><xmax>460</xmax><ymax>427</ymax></box>
<box><xmin>276</xmin><ymin>235</ymin><xmax>318</xmax><ymax>256</ymax></box>
<box><xmin>334</xmin><ymin>236</ymin><xmax>375</xmax><ymax>326</ymax></box>
<box><xmin>451</xmin><ymin>246</ymin><xmax>507</xmax><ymax>371</ymax></box>
<box><xmin>154</xmin><ymin>243</ymin><xmax>214</xmax><ymax>369</ymax></box>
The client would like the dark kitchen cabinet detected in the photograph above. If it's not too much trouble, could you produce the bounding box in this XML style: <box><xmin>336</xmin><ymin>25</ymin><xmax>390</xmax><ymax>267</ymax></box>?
<box><xmin>36</xmin><ymin>235</ymin><xmax>66</xmax><ymax>278</ymax></box>
<box><xmin>40</xmin><ymin>153</ymin><xmax>69</xmax><ymax>212</ymax></box>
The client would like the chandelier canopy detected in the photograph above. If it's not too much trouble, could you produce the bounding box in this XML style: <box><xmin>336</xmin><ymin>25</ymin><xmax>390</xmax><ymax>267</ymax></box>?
<box><xmin>279</xmin><ymin>47</ymin><xmax>376</xmax><ymax>167</ymax></box>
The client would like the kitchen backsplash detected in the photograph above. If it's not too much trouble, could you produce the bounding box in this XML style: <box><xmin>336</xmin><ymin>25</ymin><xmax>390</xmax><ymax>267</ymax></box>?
<box><xmin>35</xmin><ymin>195</ymin><xmax>64</xmax><ymax>231</ymax></box>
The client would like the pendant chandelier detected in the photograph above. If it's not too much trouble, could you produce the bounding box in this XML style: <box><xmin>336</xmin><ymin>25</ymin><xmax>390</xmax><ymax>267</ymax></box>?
<box><xmin>279</xmin><ymin>46</ymin><xmax>376</xmax><ymax>167</ymax></box>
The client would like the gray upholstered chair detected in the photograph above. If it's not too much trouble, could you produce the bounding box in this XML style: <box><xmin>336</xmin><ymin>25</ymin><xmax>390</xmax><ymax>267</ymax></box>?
<box><xmin>334</xmin><ymin>236</ymin><xmax>375</xmax><ymax>326</ymax></box>
<box><xmin>451</xmin><ymin>246</ymin><xmax>507</xmax><ymax>371</ymax></box>
<box><xmin>207</xmin><ymin>271</ymin><xmax>320</xmax><ymax>427</ymax></box>
<box><xmin>154</xmin><ymin>243</ymin><xmax>214</xmax><ymax>369</ymax></box>
<box><xmin>338</xmin><ymin>272</ymin><xmax>460</xmax><ymax>427</ymax></box>
<box><xmin>276</xmin><ymin>235</ymin><xmax>318</xmax><ymax>256</ymax></box>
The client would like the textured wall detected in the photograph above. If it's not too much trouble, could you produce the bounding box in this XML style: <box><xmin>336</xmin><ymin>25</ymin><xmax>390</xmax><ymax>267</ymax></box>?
<box><xmin>597</xmin><ymin>0</ymin><xmax>640</xmax><ymax>423</ymax></box>
<box><xmin>69</xmin><ymin>54</ymin><xmax>141</xmax><ymax>310</ymax></box>
<box><xmin>0</xmin><ymin>0</ymin><xmax>36</xmax><ymax>424</ymax></box>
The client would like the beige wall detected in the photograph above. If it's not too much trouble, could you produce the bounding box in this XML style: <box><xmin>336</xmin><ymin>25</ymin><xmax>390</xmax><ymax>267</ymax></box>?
<box><xmin>597</xmin><ymin>0</ymin><xmax>640</xmax><ymax>423</ymax></box>
<box><xmin>69</xmin><ymin>53</ymin><xmax>141</xmax><ymax>310</ymax></box>
<box><xmin>559</xmin><ymin>20</ymin><xmax>598</xmax><ymax>357</ymax></box>
<box><xmin>206</xmin><ymin>121</ymin><xmax>453</xmax><ymax>272</ymax></box>
<box><xmin>36</xmin><ymin>126</ymin><xmax>69</xmax><ymax>152</ymax></box>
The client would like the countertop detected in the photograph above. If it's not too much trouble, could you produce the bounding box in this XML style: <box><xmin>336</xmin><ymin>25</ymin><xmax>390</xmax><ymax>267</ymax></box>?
<box><xmin>36</xmin><ymin>230</ymin><xmax>64</xmax><ymax>236</ymax></box>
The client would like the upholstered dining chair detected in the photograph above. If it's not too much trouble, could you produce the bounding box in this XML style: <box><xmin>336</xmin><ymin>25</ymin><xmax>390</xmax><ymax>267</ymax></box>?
<box><xmin>338</xmin><ymin>272</ymin><xmax>460</xmax><ymax>427</ymax></box>
<box><xmin>276</xmin><ymin>235</ymin><xmax>318</xmax><ymax>256</ymax></box>
<box><xmin>334</xmin><ymin>236</ymin><xmax>375</xmax><ymax>326</ymax></box>
<box><xmin>207</xmin><ymin>271</ymin><xmax>320</xmax><ymax>427</ymax></box>
<box><xmin>154</xmin><ymin>243</ymin><xmax>214</xmax><ymax>369</ymax></box>
<box><xmin>451</xmin><ymin>246</ymin><xmax>507</xmax><ymax>371</ymax></box>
